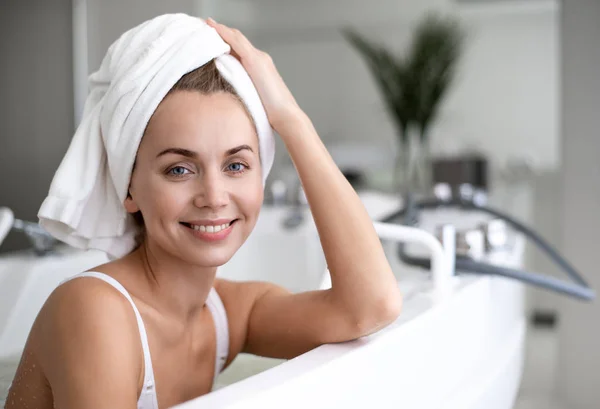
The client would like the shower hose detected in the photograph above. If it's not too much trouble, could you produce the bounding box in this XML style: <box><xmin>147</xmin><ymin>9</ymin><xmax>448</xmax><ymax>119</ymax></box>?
<box><xmin>378</xmin><ymin>194</ymin><xmax>595</xmax><ymax>301</ymax></box>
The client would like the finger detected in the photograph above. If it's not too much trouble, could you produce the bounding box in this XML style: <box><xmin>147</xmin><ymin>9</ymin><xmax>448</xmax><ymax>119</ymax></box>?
<box><xmin>206</xmin><ymin>18</ymin><xmax>256</xmax><ymax>59</ymax></box>
<box><xmin>228</xmin><ymin>49</ymin><xmax>241</xmax><ymax>61</ymax></box>
<box><xmin>205</xmin><ymin>19</ymin><xmax>241</xmax><ymax>60</ymax></box>
<box><xmin>208</xmin><ymin>19</ymin><xmax>254</xmax><ymax>51</ymax></box>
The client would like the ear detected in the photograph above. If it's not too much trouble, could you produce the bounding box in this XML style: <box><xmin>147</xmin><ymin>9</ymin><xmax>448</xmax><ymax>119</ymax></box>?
<box><xmin>124</xmin><ymin>190</ymin><xmax>140</xmax><ymax>214</ymax></box>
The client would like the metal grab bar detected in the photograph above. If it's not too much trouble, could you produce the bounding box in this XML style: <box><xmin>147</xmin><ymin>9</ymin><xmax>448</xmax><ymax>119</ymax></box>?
<box><xmin>319</xmin><ymin>221</ymin><xmax>455</xmax><ymax>303</ymax></box>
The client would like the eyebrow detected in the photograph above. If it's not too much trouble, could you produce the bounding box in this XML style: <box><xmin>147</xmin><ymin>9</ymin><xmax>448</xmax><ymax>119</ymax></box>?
<box><xmin>156</xmin><ymin>148</ymin><xmax>197</xmax><ymax>159</ymax></box>
<box><xmin>226</xmin><ymin>145</ymin><xmax>254</xmax><ymax>155</ymax></box>
<box><xmin>156</xmin><ymin>145</ymin><xmax>254</xmax><ymax>159</ymax></box>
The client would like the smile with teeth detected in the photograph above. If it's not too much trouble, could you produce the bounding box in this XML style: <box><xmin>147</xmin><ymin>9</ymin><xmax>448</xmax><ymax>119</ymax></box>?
<box><xmin>186</xmin><ymin>221</ymin><xmax>233</xmax><ymax>233</ymax></box>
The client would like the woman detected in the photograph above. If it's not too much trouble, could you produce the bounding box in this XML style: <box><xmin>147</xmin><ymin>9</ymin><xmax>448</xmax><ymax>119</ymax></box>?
<box><xmin>5</xmin><ymin>18</ymin><xmax>401</xmax><ymax>409</ymax></box>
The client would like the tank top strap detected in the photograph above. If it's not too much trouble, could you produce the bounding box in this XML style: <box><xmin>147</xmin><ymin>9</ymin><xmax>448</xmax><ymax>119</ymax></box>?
<box><xmin>61</xmin><ymin>272</ymin><xmax>159</xmax><ymax>409</ymax></box>
<box><xmin>205</xmin><ymin>287</ymin><xmax>230</xmax><ymax>384</ymax></box>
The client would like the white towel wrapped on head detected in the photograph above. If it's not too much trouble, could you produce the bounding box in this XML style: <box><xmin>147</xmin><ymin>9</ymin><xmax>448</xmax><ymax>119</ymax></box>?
<box><xmin>38</xmin><ymin>13</ymin><xmax>275</xmax><ymax>259</ymax></box>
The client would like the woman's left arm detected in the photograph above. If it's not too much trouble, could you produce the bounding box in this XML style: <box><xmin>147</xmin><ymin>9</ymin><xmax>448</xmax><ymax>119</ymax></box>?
<box><xmin>207</xmin><ymin>19</ymin><xmax>402</xmax><ymax>358</ymax></box>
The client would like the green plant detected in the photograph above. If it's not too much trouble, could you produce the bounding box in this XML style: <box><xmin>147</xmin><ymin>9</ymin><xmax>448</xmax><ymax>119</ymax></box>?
<box><xmin>343</xmin><ymin>13</ymin><xmax>464</xmax><ymax>146</ymax></box>
<box><xmin>408</xmin><ymin>14</ymin><xmax>464</xmax><ymax>141</ymax></box>
<box><xmin>342</xmin><ymin>29</ymin><xmax>413</xmax><ymax>146</ymax></box>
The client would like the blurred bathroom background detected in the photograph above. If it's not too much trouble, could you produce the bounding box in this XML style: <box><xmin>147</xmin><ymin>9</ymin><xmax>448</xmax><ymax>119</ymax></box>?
<box><xmin>0</xmin><ymin>0</ymin><xmax>598</xmax><ymax>408</ymax></box>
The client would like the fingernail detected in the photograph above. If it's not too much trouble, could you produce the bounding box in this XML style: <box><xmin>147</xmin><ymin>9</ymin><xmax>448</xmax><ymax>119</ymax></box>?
<box><xmin>207</xmin><ymin>17</ymin><xmax>216</xmax><ymax>24</ymax></box>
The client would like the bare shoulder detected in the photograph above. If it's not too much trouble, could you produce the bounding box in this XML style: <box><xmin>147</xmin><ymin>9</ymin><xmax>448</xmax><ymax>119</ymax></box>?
<box><xmin>212</xmin><ymin>279</ymin><xmax>290</xmax><ymax>364</ymax></box>
<box><xmin>33</xmin><ymin>276</ymin><xmax>143</xmax><ymax>364</ymax></box>
<box><xmin>23</xmin><ymin>277</ymin><xmax>143</xmax><ymax>407</ymax></box>
<box><xmin>36</xmin><ymin>276</ymin><xmax>141</xmax><ymax>340</ymax></box>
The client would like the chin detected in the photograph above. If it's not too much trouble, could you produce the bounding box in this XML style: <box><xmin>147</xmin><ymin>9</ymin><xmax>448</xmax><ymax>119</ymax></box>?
<box><xmin>169</xmin><ymin>222</ymin><xmax>253</xmax><ymax>267</ymax></box>
<box><xmin>184</xmin><ymin>246</ymin><xmax>238</xmax><ymax>268</ymax></box>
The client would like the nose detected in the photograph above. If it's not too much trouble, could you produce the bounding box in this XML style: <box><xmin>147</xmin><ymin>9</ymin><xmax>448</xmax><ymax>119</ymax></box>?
<box><xmin>194</xmin><ymin>170</ymin><xmax>229</xmax><ymax>209</ymax></box>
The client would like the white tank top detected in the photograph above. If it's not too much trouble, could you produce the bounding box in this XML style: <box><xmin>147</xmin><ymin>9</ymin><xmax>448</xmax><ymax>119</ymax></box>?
<box><xmin>60</xmin><ymin>272</ymin><xmax>230</xmax><ymax>409</ymax></box>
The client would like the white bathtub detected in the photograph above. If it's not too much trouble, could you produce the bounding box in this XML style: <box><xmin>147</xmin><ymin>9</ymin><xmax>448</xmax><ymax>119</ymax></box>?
<box><xmin>184</xmin><ymin>239</ymin><xmax>526</xmax><ymax>409</ymax></box>
<box><xmin>0</xmin><ymin>191</ymin><xmax>526</xmax><ymax>408</ymax></box>
<box><xmin>0</xmin><ymin>246</ymin><xmax>109</xmax><ymax>404</ymax></box>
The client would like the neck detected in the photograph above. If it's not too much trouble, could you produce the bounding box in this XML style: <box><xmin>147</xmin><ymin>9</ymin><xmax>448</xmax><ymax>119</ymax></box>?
<box><xmin>130</xmin><ymin>240</ymin><xmax>217</xmax><ymax>322</ymax></box>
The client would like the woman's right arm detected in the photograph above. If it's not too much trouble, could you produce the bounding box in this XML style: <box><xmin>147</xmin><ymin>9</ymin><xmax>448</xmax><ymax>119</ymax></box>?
<box><xmin>32</xmin><ymin>278</ymin><xmax>141</xmax><ymax>408</ymax></box>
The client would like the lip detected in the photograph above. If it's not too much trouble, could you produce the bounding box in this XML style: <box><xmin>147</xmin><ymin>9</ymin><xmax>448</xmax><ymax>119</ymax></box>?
<box><xmin>181</xmin><ymin>220</ymin><xmax>236</xmax><ymax>242</ymax></box>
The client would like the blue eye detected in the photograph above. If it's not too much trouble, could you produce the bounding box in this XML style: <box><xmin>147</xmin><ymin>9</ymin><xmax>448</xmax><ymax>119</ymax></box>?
<box><xmin>227</xmin><ymin>162</ymin><xmax>247</xmax><ymax>173</ymax></box>
<box><xmin>168</xmin><ymin>166</ymin><xmax>190</xmax><ymax>177</ymax></box>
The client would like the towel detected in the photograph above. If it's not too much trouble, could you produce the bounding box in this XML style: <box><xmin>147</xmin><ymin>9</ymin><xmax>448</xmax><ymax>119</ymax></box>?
<box><xmin>37</xmin><ymin>13</ymin><xmax>275</xmax><ymax>259</ymax></box>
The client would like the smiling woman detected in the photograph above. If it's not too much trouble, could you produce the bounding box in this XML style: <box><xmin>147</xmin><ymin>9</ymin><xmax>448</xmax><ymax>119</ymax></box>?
<box><xmin>5</xmin><ymin>14</ymin><xmax>401</xmax><ymax>409</ymax></box>
<box><xmin>125</xmin><ymin>62</ymin><xmax>265</xmax><ymax>269</ymax></box>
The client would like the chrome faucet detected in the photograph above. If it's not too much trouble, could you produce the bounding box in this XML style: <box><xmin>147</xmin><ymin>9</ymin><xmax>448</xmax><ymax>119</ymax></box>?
<box><xmin>281</xmin><ymin>182</ymin><xmax>308</xmax><ymax>230</ymax></box>
<box><xmin>0</xmin><ymin>207</ymin><xmax>58</xmax><ymax>255</ymax></box>
<box><xmin>266</xmin><ymin>177</ymin><xmax>308</xmax><ymax>230</ymax></box>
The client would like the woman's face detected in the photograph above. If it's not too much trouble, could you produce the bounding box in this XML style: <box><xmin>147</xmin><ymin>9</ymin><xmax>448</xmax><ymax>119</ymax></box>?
<box><xmin>125</xmin><ymin>90</ymin><xmax>264</xmax><ymax>267</ymax></box>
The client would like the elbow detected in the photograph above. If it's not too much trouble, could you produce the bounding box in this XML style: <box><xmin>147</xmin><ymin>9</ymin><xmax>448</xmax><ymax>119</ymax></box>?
<box><xmin>384</xmin><ymin>291</ymin><xmax>403</xmax><ymax>323</ymax></box>
<box><xmin>374</xmin><ymin>291</ymin><xmax>403</xmax><ymax>329</ymax></box>
<box><xmin>352</xmin><ymin>291</ymin><xmax>403</xmax><ymax>338</ymax></box>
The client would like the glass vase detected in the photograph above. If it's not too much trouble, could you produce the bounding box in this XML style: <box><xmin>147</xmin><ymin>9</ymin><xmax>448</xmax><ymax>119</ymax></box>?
<box><xmin>394</xmin><ymin>128</ymin><xmax>432</xmax><ymax>196</ymax></box>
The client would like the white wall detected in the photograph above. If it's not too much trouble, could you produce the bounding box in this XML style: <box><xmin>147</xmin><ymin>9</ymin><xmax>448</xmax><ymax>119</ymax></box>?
<box><xmin>223</xmin><ymin>0</ymin><xmax>560</xmax><ymax>176</ymax></box>
<box><xmin>442</xmin><ymin>3</ymin><xmax>560</xmax><ymax>171</ymax></box>
<box><xmin>557</xmin><ymin>1</ymin><xmax>600</xmax><ymax>407</ymax></box>
<box><xmin>210</xmin><ymin>0</ymin><xmax>453</xmax><ymax>31</ymax></box>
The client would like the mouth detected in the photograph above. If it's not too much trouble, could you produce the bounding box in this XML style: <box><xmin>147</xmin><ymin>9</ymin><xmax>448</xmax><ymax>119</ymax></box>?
<box><xmin>180</xmin><ymin>219</ymin><xmax>238</xmax><ymax>234</ymax></box>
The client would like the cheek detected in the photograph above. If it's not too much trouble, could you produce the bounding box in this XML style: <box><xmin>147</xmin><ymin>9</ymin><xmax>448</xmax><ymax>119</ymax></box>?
<box><xmin>236</xmin><ymin>178</ymin><xmax>264</xmax><ymax>219</ymax></box>
<box><xmin>136</xmin><ymin>177</ymin><xmax>190</xmax><ymax>221</ymax></box>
